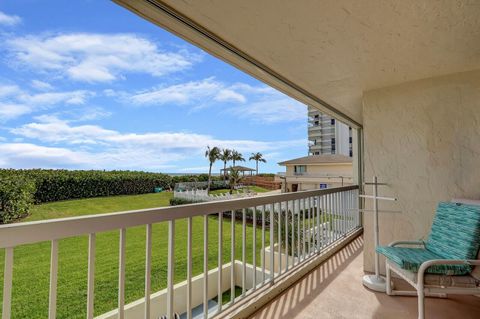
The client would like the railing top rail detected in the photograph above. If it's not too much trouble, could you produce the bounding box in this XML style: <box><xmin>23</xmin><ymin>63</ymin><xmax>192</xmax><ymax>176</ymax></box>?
<box><xmin>0</xmin><ymin>185</ymin><xmax>358</xmax><ymax>248</ymax></box>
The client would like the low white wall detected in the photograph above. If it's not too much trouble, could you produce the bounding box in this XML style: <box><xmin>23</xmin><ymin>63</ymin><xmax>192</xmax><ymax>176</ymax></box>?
<box><xmin>96</xmin><ymin>261</ymin><xmax>269</xmax><ymax>319</ymax></box>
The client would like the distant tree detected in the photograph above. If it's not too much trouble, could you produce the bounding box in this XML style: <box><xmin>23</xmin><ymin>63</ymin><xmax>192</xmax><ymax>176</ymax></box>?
<box><xmin>228</xmin><ymin>167</ymin><xmax>242</xmax><ymax>194</ymax></box>
<box><xmin>249</xmin><ymin>152</ymin><xmax>267</xmax><ymax>175</ymax></box>
<box><xmin>205</xmin><ymin>146</ymin><xmax>221</xmax><ymax>192</ymax></box>
<box><xmin>219</xmin><ymin>148</ymin><xmax>232</xmax><ymax>181</ymax></box>
<box><xmin>231</xmin><ymin>150</ymin><xmax>245</xmax><ymax>167</ymax></box>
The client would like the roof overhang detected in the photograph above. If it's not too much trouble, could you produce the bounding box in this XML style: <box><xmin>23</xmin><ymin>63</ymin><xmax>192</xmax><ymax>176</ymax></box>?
<box><xmin>114</xmin><ymin>0</ymin><xmax>480</xmax><ymax>128</ymax></box>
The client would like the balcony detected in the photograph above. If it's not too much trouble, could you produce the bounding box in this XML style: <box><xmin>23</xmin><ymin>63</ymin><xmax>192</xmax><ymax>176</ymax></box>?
<box><xmin>250</xmin><ymin>236</ymin><xmax>480</xmax><ymax>319</ymax></box>
<box><xmin>0</xmin><ymin>186</ymin><xmax>361</xmax><ymax>319</ymax></box>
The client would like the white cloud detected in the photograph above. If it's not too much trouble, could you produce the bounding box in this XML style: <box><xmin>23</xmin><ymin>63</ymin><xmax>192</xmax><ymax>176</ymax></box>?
<box><xmin>0</xmin><ymin>83</ymin><xmax>94</xmax><ymax>121</ymax></box>
<box><xmin>233</xmin><ymin>97</ymin><xmax>307</xmax><ymax>123</ymax></box>
<box><xmin>128</xmin><ymin>78</ymin><xmax>223</xmax><ymax>105</ymax></box>
<box><xmin>214</xmin><ymin>89</ymin><xmax>246</xmax><ymax>103</ymax></box>
<box><xmin>30</xmin><ymin>80</ymin><xmax>54</xmax><ymax>91</ymax></box>
<box><xmin>7</xmin><ymin>116</ymin><xmax>305</xmax><ymax>169</ymax></box>
<box><xmin>0</xmin><ymin>11</ymin><xmax>21</xmax><ymax>26</ymax></box>
<box><xmin>0</xmin><ymin>103</ymin><xmax>31</xmax><ymax>121</ymax></box>
<box><xmin>6</xmin><ymin>33</ymin><xmax>202</xmax><ymax>82</ymax></box>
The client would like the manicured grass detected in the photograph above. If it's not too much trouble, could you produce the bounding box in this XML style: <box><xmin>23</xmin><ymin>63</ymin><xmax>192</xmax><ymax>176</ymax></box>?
<box><xmin>209</xmin><ymin>186</ymin><xmax>270</xmax><ymax>196</ymax></box>
<box><xmin>0</xmin><ymin>193</ymin><xmax>270</xmax><ymax>318</ymax></box>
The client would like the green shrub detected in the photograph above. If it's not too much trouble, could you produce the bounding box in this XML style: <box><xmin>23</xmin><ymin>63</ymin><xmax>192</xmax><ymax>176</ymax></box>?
<box><xmin>0</xmin><ymin>169</ymin><xmax>173</xmax><ymax>204</ymax></box>
<box><xmin>169</xmin><ymin>197</ymin><xmax>200</xmax><ymax>206</ymax></box>
<box><xmin>0</xmin><ymin>176</ymin><xmax>36</xmax><ymax>223</ymax></box>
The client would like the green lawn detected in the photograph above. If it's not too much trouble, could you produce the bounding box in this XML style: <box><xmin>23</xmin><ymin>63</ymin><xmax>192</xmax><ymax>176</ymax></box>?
<box><xmin>0</xmin><ymin>193</ymin><xmax>270</xmax><ymax>318</ymax></box>
<box><xmin>209</xmin><ymin>186</ymin><xmax>270</xmax><ymax>196</ymax></box>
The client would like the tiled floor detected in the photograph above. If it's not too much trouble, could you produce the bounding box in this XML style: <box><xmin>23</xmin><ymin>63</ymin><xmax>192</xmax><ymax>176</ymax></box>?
<box><xmin>250</xmin><ymin>236</ymin><xmax>480</xmax><ymax>319</ymax></box>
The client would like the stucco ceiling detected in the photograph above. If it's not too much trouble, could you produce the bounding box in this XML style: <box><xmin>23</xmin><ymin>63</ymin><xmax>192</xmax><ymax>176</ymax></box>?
<box><xmin>122</xmin><ymin>0</ymin><xmax>480</xmax><ymax>124</ymax></box>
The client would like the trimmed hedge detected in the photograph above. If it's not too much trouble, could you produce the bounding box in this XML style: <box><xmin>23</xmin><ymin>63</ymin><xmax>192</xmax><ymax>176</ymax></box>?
<box><xmin>169</xmin><ymin>197</ymin><xmax>200</xmax><ymax>206</ymax></box>
<box><xmin>0</xmin><ymin>176</ymin><xmax>35</xmax><ymax>223</ymax></box>
<box><xmin>0</xmin><ymin>169</ymin><xmax>172</xmax><ymax>204</ymax></box>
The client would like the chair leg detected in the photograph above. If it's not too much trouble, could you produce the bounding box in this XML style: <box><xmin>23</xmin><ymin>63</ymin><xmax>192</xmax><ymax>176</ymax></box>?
<box><xmin>386</xmin><ymin>261</ymin><xmax>392</xmax><ymax>295</ymax></box>
<box><xmin>417</xmin><ymin>285</ymin><xmax>425</xmax><ymax>319</ymax></box>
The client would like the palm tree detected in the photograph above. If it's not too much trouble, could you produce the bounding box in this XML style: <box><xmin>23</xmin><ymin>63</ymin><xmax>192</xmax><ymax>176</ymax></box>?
<box><xmin>231</xmin><ymin>150</ymin><xmax>245</xmax><ymax>167</ymax></box>
<box><xmin>228</xmin><ymin>167</ymin><xmax>242</xmax><ymax>194</ymax></box>
<box><xmin>249</xmin><ymin>152</ymin><xmax>267</xmax><ymax>175</ymax></box>
<box><xmin>205</xmin><ymin>146</ymin><xmax>220</xmax><ymax>192</ymax></box>
<box><xmin>219</xmin><ymin>148</ymin><xmax>232</xmax><ymax>181</ymax></box>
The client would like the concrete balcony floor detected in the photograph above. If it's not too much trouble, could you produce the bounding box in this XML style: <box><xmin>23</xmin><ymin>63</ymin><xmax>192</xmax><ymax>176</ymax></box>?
<box><xmin>250</xmin><ymin>236</ymin><xmax>480</xmax><ymax>319</ymax></box>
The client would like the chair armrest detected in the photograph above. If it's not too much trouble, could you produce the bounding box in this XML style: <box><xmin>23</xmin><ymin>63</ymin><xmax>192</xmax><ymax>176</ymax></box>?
<box><xmin>388</xmin><ymin>240</ymin><xmax>425</xmax><ymax>247</ymax></box>
<box><xmin>417</xmin><ymin>259</ymin><xmax>480</xmax><ymax>286</ymax></box>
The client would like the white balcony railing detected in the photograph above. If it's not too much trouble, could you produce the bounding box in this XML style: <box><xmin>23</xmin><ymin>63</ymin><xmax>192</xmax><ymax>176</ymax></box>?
<box><xmin>0</xmin><ymin>186</ymin><xmax>360</xmax><ymax>319</ymax></box>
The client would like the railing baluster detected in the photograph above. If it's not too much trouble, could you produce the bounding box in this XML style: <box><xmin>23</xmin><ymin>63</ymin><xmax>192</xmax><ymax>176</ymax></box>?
<box><xmin>302</xmin><ymin>198</ymin><xmax>306</xmax><ymax>260</ymax></box>
<box><xmin>87</xmin><ymin>234</ymin><xmax>96</xmax><ymax>319</ymax></box>
<box><xmin>285</xmin><ymin>201</ymin><xmax>289</xmax><ymax>271</ymax></box>
<box><xmin>307</xmin><ymin>197</ymin><xmax>312</xmax><ymax>256</ymax></box>
<box><xmin>230</xmin><ymin>210</ymin><xmax>235</xmax><ymax>304</ymax></box>
<box><xmin>203</xmin><ymin>215</ymin><xmax>209</xmax><ymax>319</ymax></box>
<box><xmin>167</xmin><ymin>221</ymin><xmax>175</xmax><ymax>319</ymax></box>
<box><xmin>277</xmin><ymin>202</ymin><xmax>282</xmax><ymax>274</ymax></box>
<box><xmin>297</xmin><ymin>199</ymin><xmax>300</xmax><ymax>265</ymax></box>
<box><xmin>118</xmin><ymin>229</ymin><xmax>126</xmax><ymax>319</ymax></box>
<box><xmin>261</xmin><ymin>205</ymin><xmax>266</xmax><ymax>284</ymax></box>
<box><xmin>317</xmin><ymin>196</ymin><xmax>321</xmax><ymax>253</ymax></box>
<box><xmin>144</xmin><ymin>225</ymin><xmax>152</xmax><ymax>319</ymax></box>
<box><xmin>328</xmin><ymin>193</ymin><xmax>332</xmax><ymax>245</ymax></box>
<box><xmin>269</xmin><ymin>203</ymin><xmax>275</xmax><ymax>283</ymax></box>
<box><xmin>187</xmin><ymin>217</ymin><xmax>192</xmax><ymax>319</ymax></box>
<box><xmin>252</xmin><ymin>207</ymin><xmax>257</xmax><ymax>290</ymax></box>
<box><xmin>2</xmin><ymin>247</ymin><xmax>13</xmax><ymax>319</ymax></box>
<box><xmin>218</xmin><ymin>212</ymin><xmax>223</xmax><ymax>313</ymax></box>
<box><xmin>48</xmin><ymin>239</ymin><xmax>59</xmax><ymax>319</ymax></box>
<box><xmin>291</xmin><ymin>201</ymin><xmax>295</xmax><ymax>266</ymax></box>
<box><xmin>242</xmin><ymin>208</ymin><xmax>246</xmax><ymax>296</ymax></box>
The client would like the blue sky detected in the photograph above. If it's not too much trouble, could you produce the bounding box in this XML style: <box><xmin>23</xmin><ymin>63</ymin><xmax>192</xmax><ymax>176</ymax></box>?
<box><xmin>0</xmin><ymin>0</ymin><xmax>307</xmax><ymax>174</ymax></box>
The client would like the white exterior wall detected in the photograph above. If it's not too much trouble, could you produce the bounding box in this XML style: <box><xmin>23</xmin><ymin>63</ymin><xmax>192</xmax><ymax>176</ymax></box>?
<box><xmin>362</xmin><ymin>69</ymin><xmax>480</xmax><ymax>273</ymax></box>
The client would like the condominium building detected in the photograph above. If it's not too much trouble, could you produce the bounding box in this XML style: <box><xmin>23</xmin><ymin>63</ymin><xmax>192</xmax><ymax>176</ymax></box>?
<box><xmin>308</xmin><ymin>105</ymin><xmax>352</xmax><ymax>157</ymax></box>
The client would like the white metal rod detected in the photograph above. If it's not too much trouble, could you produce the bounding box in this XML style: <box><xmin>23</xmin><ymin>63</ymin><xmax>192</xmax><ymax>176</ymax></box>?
<box><xmin>285</xmin><ymin>201</ymin><xmax>289</xmax><ymax>271</ymax></box>
<box><xmin>252</xmin><ymin>207</ymin><xmax>256</xmax><ymax>289</ymax></box>
<box><xmin>302</xmin><ymin>198</ymin><xmax>306</xmax><ymax>260</ymax></box>
<box><xmin>277</xmin><ymin>202</ymin><xmax>282</xmax><ymax>274</ymax></box>
<box><xmin>230</xmin><ymin>210</ymin><xmax>235</xmax><ymax>303</ymax></box>
<box><xmin>187</xmin><ymin>217</ymin><xmax>192</xmax><ymax>319</ymax></box>
<box><xmin>359</xmin><ymin>194</ymin><xmax>397</xmax><ymax>201</ymax></box>
<box><xmin>2</xmin><ymin>247</ymin><xmax>14</xmax><ymax>319</ymax></box>
<box><xmin>144</xmin><ymin>225</ymin><xmax>152</xmax><ymax>319</ymax></box>
<box><xmin>87</xmin><ymin>233</ymin><xmax>96</xmax><ymax>319</ymax></box>
<box><xmin>269</xmin><ymin>203</ymin><xmax>274</xmax><ymax>283</ymax></box>
<box><xmin>217</xmin><ymin>212</ymin><xmax>223</xmax><ymax>313</ymax></box>
<box><xmin>203</xmin><ymin>215</ymin><xmax>209</xmax><ymax>319</ymax></box>
<box><xmin>167</xmin><ymin>221</ymin><xmax>175</xmax><ymax>319</ymax></box>
<box><xmin>118</xmin><ymin>229</ymin><xmax>126</xmax><ymax>319</ymax></box>
<box><xmin>261</xmin><ymin>206</ymin><xmax>265</xmax><ymax>284</ymax></box>
<box><xmin>373</xmin><ymin>176</ymin><xmax>380</xmax><ymax>278</ymax></box>
<box><xmin>296</xmin><ymin>200</ymin><xmax>300</xmax><ymax>265</ymax></box>
<box><xmin>316</xmin><ymin>196</ymin><xmax>321</xmax><ymax>253</ymax></box>
<box><xmin>242</xmin><ymin>209</ymin><xmax>246</xmax><ymax>296</ymax></box>
<box><xmin>48</xmin><ymin>239</ymin><xmax>59</xmax><ymax>319</ymax></box>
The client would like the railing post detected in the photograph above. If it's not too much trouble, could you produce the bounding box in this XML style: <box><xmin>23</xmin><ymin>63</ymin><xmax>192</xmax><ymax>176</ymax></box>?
<box><xmin>87</xmin><ymin>234</ymin><xmax>96</xmax><ymax>319</ymax></box>
<box><xmin>270</xmin><ymin>203</ymin><xmax>275</xmax><ymax>284</ymax></box>
<box><xmin>48</xmin><ymin>239</ymin><xmax>59</xmax><ymax>319</ymax></box>
<box><xmin>167</xmin><ymin>221</ymin><xmax>175</xmax><ymax>319</ymax></box>
<box><xmin>144</xmin><ymin>225</ymin><xmax>152</xmax><ymax>319</ymax></box>
<box><xmin>2</xmin><ymin>247</ymin><xmax>14</xmax><ymax>319</ymax></box>
<box><xmin>118</xmin><ymin>229</ymin><xmax>126</xmax><ymax>319</ymax></box>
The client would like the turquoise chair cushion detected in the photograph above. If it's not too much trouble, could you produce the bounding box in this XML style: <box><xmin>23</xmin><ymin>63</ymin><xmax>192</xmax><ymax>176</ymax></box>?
<box><xmin>377</xmin><ymin>202</ymin><xmax>480</xmax><ymax>275</ymax></box>
<box><xmin>426</xmin><ymin>202</ymin><xmax>480</xmax><ymax>263</ymax></box>
<box><xmin>376</xmin><ymin>246</ymin><xmax>467</xmax><ymax>275</ymax></box>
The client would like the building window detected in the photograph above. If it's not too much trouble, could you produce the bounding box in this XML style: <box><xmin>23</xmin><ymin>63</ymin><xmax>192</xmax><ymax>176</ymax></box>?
<box><xmin>319</xmin><ymin>183</ymin><xmax>328</xmax><ymax>189</ymax></box>
<box><xmin>349</xmin><ymin>136</ymin><xmax>353</xmax><ymax>143</ymax></box>
<box><xmin>349</xmin><ymin>150</ymin><xmax>353</xmax><ymax>157</ymax></box>
<box><xmin>331</xmin><ymin>137</ymin><xmax>335</xmax><ymax>144</ymax></box>
<box><xmin>294</xmin><ymin>165</ymin><xmax>307</xmax><ymax>175</ymax></box>
<box><xmin>314</xmin><ymin>120</ymin><xmax>319</xmax><ymax>126</ymax></box>
<box><xmin>314</xmin><ymin>114</ymin><xmax>319</xmax><ymax>119</ymax></box>
<box><xmin>331</xmin><ymin>119</ymin><xmax>335</xmax><ymax>125</ymax></box>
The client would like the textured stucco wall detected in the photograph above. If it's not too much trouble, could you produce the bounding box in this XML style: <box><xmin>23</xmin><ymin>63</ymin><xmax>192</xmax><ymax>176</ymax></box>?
<box><xmin>362</xmin><ymin>69</ymin><xmax>480</xmax><ymax>273</ymax></box>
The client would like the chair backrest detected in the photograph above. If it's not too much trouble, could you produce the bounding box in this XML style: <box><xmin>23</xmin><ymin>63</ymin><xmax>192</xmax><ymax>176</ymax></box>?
<box><xmin>426</xmin><ymin>202</ymin><xmax>480</xmax><ymax>263</ymax></box>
